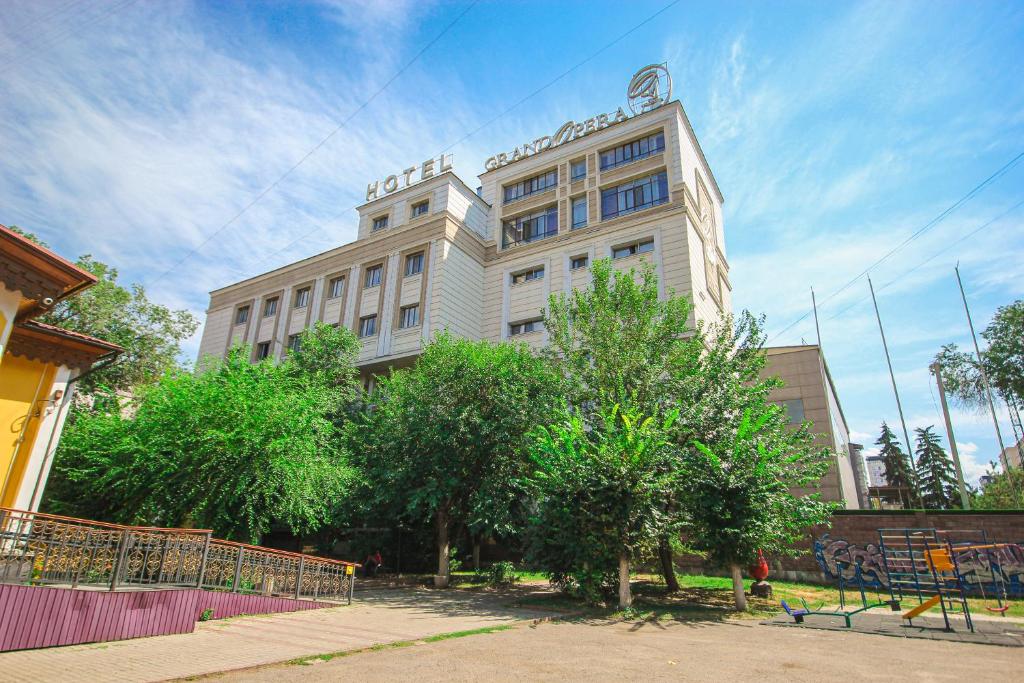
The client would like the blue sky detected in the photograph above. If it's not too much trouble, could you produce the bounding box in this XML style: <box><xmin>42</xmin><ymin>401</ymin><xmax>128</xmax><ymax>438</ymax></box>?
<box><xmin>1</xmin><ymin>1</ymin><xmax>1022</xmax><ymax>484</ymax></box>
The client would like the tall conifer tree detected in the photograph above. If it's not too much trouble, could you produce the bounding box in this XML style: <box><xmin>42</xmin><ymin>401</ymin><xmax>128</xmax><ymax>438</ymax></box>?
<box><xmin>914</xmin><ymin>426</ymin><xmax>959</xmax><ymax>509</ymax></box>
<box><xmin>876</xmin><ymin>422</ymin><xmax>915</xmax><ymax>507</ymax></box>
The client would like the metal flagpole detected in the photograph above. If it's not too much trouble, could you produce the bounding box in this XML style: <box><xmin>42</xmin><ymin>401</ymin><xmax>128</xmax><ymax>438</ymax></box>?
<box><xmin>930</xmin><ymin>361</ymin><xmax>970</xmax><ymax>509</ymax></box>
<box><xmin>954</xmin><ymin>265</ymin><xmax>1010</xmax><ymax>472</ymax></box>
<box><xmin>868</xmin><ymin>275</ymin><xmax>922</xmax><ymax>507</ymax></box>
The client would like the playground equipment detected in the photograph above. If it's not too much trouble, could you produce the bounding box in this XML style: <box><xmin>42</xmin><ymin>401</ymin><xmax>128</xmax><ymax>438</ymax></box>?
<box><xmin>780</xmin><ymin>545</ymin><xmax>896</xmax><ymax>627</ymax></box>
<box><xmin>878</xmin><ymin>528</ymin><xmax>1018</xmax><ymax>632</ymax></box>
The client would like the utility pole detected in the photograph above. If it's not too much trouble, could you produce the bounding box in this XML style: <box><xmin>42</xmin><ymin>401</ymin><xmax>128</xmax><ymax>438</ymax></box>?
<box><xmin>869</xmin><ymin>275</ymin><xmax>922</xmax><ymax>507</ymax></box>
<box><xmin>930</xmin><ymin>361</ymin><xmax>970</xmax><ymax>509</ymax></box>
<box><xmin>955</xmin><ymin>265</ymin><xmax>1010</xmax><ymax>472</ymax></box>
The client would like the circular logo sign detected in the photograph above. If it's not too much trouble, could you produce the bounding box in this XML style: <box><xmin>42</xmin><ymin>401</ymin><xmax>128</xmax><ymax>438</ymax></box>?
<box><xmin>627</xmin><ymin>64</ymin><xmax>672</xmax><ymax>115</ymax></box>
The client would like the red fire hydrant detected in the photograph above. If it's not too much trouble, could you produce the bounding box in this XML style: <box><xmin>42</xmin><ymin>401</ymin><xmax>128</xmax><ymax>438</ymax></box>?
<box><xmin>748</xmin><ymin>549</ymin><xmax>772</xmax><ymax>598</ymax></box>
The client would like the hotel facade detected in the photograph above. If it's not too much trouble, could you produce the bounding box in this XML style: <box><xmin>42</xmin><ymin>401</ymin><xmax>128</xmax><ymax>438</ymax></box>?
<box><xmin>199</xmin><ymin>69</ymin><xmax>730</xmax><ymax>377</ymax></box>
<box><xmin>197</xmin><ymin>68</ymin><xmax>858</xmax><ymax>508</ymax></box>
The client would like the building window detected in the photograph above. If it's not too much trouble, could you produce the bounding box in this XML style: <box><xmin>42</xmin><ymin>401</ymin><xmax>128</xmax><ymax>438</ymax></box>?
<box><xmin>503</xmin><ymin>169</ymin><xmax>558</xmax><ymax>204</ymax></box>
<box><xmin>601</xmin><ymin>171</ymin><xmax>669</xmax><ymax>220</ymax></box>
<box><xmin>511</xmin><ymin>266</ymin><xmax>544</xmax><ymax>285</ymax></box>
<box><xmin>411</xmin><ymin>200</ymin><xmax>429</xmax><ymax>218</ymax></box>
<box><xmin>781</xmin><ymin>399</ymin><xmax>805</xmax><ymax>425</ymax></box>
<box><xmin>502</xmin><ymin>205</ymin><xmax>558</xmax><ymax>248</ymax></box>
<box><xmin>599</xmin><ymin>131</ymin><xmax>665</xmax><ymax>171</ymax></box>
<box><xmin>571</xmin><ymin>196</ymin><xmax>588</xmax><ymax>229</ymax></box>
<box><xmin>364</xmin><ymin>265</ymin><xmax>382</xmax><ymax>288</ymax></box>
<box><xmin>263</xmin><ymin>298</ymin><xmax>278</xmax><ymax>317</ymax></box>
<box><xmin>509</xmin><ymin>319</ymin><xmax>542</xmax><ymax>336</ymax></box>
<box><xmin>612</xmin><ymin>238</ymin><xmax>655</xmax><ymax>259</ymax></box>
<box><xmin>235</xmin><ymin>306</ymin><xmax>249</xmax><ymax>325</ymax></box>
<box><xmin>294</xmin><ymin>287</ymin><xmax>310</xmax><ymax>308</ymax></box>
<box><xmin>328</xmin><ymin>277</ymin><xmax>345</xmax><ymax>299</ymax></box>
<box><xmin>570</xmin><ymin>159</ymin><xmax>586</xmax><ymax>181</ymax></box>
<box><xmin>405</xmin><ymin>252</ymin><xmax>424</xmax><ymax>276</ymax></box>
<box><xmin>399</xmin><ymin>304</ymin><xmax>420</xmax><ymax>329</ymax></box>
<box><xmin>359</xmin><ymin>315</ymin><xmax>377</xmax><ymax>338</ymax></box>
<box><xmin>372</xmin><ymin>215</ymin><xmax>388</xmax><ymax>231</ymax></box>
<box><xmin>288</xmin><ymin>334</ymin><xmax>302</xmax><ymax>354</ymax></box>
<box><xmin>255</xmin><ymin>341</ymin><xmax>271</xmax><ymax>360</ymax></box>
<box><xmin>570</xmin><ymin>255</ymin><xmax>589</xmax><ymax>270</ymax></box>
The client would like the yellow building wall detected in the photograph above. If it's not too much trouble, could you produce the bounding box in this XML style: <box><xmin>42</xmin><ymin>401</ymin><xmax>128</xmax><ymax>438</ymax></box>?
<box><xmin>0</xmin><ymin>354</ymin><xmax>55</xmax><ymax>508</ymax></box>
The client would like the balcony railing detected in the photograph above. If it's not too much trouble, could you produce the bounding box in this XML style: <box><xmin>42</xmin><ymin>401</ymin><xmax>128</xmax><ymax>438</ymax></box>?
<box><xmin>0</xmin><ymin>508</ymin><xmax>356</xmax><ymax>603</ymax></box>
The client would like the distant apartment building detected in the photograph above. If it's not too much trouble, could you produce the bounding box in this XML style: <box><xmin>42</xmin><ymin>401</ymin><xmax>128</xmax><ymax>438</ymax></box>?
<box><xmin>198</xmin><ymin>66</ymin><xmax>730</xmax><ymax>379</ymax></box>
<box><xmin>763</xmin><ymin>345</ymin><xmax>864</xmax><ymax>509</ymax></box>
<box><xmin>864</xmin><ymin>453</ymin><xmax>888</xmax><ymax>487</ymax></box>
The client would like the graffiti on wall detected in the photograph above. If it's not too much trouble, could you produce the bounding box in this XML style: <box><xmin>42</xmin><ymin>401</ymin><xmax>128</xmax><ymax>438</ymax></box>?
<box><xmin>813</xmin><ymin>534</ymin><xmax>1024</xmax><ymax>597</ymax></box>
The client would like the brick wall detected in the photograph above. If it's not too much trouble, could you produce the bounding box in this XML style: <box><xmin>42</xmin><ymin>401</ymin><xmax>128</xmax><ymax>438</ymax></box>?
<box><xmin>675</xmin><ymin>509</ymin><xmax>1024</xmax><ymax>584</ymax></box>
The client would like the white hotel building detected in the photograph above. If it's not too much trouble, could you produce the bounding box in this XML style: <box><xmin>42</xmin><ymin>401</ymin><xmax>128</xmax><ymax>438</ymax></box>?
<box><xmin>197</xmin><ymin>68</ymin><xmax>859</xmax><ymax>507</ymax></box>
<box><xmin>199</xmin><ymin>70</ymin><xmax>730</xmax><ymax>376</ymax></box>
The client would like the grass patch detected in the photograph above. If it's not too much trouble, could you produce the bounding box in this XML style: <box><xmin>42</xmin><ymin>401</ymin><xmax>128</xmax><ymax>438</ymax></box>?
<box><xmin>286</xmin><ymin>624</ymin><xmax>516</xmax><ymax>666</ymax></box>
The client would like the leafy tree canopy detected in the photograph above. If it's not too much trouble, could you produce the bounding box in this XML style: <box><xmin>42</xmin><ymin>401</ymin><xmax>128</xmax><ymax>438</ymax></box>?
<box><xmin>44</xmin><ymin>323</ymin><xmax>360</xmax><ymax>542</ymax></box>
<box><xmin>352</xmin><ymin>332</ymin><xmax>562</xmax><ymax>586</ymax></box>
<box><xmin>973</xmin><ymin>465</ymin><xmax>1024</xmax><ymax>510</ymax></box>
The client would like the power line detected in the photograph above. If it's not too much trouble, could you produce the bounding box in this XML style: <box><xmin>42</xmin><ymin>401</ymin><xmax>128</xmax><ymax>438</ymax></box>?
<box><xmin>239</xmin><ymin>0</ymin><xmax>685</xmax><ymax>276</ymax></box>
<box><xmin>145</xmin><ymin>0</ymin><xmax>481</xmax><ymax>288</ymax></box>
<box><xmin>767</xmin><ymin>151</ymin><xmax>1024</xmax><ymax>344</ymax></box>
<box><xmin>0</xmin><ymin>0</ymin><xmax>138</xmax><ymax>75</ymax></box>
<box><xmin>821</xmin><ymin>197</ymin><xmax>1024</xmax><ymax>324</ymax></box>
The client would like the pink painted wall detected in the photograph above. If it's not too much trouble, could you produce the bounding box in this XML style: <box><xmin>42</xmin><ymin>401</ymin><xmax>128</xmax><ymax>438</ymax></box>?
<box><xmin>0</xmin><ymin>584</ymin><xmax>332</xmax><ymax>652</ymax></box>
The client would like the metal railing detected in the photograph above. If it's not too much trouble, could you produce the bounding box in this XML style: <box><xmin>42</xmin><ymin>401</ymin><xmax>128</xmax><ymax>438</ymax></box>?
<box><xmin>0</xmin><ymin>508</ymin><xmax>356</xmax><ymax>603</ymax></box>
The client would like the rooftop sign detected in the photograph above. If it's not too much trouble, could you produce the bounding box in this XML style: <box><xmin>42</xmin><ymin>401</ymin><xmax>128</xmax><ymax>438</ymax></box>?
<box><xmin>483</xmin><ymin>64</ymin><xmax>672</xmax><ymax>172</ymax></box>
<box><xmin>366</xmin><ymin>154</ymin><xmax>453</xmax><ymax>202</ymax></box>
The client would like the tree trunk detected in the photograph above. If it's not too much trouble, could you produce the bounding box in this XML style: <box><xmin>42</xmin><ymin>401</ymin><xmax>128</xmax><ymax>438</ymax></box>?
<box><xmin>730</xmin><ymin>564</ymin><xmax>747</xmax><ymax>611</ymax></box>
<box><xmin>434</xmin><ymin>508</ymin><xmax>450</xmax><ymax>588</ymax></box>
<box><xmin>658</xmin><ymin>537</ymin><xmax>680</xmax><ymax>593</ymax></box>
<box><xmin>618</xmin><ymin>554</ymin><xmax>632</xmax><ymax>609</ymax></box>
<box><xmin>472</xmin><ymin>538</ymin><xmax>481</xmax><ymax>572</ymax></box>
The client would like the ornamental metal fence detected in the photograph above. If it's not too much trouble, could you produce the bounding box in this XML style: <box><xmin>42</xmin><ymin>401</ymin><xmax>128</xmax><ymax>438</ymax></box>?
<box><xmin>0</xmin><ymin>508</ymin><xmax>355</xmax><ymax>603</ymax></box>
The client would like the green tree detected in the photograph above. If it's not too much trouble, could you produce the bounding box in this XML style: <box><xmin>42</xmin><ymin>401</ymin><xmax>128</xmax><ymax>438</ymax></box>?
<box><xmin>876</xmin><ymin>422</ymin><xmax>916</xmax><ymax>507</ymax></box>
<box><xmin>353</xmin><ymin>333</ymin><xmax>562</xmax><ymax>587</ymax></box>
<box><xmin>527</xmin><ymin>404</ymin><xmax>679</xmax><ymax>608</ymax></box>
<box><xmin>914</xmin><ymin>426</ymin><xmax>959</xmax><ymax>509</ymax></box>
<box><xmin>683</xmin><ymin>403</ymin><xmax>835</xmax><ymax>610</ymax></box>
<box><xmin>39</xmin><ymin>255</ymin><xmax>198</xmax><ymax>399</ymax></box>
<box><xmin>44</xmin><ymin>323</ymin><xmax>360</xmax><ymax>541</ymax></box>
<box><xmin>973</xmin><ymin>464</ymin><xmax>1024</xmax><ymax>509</ymax></box>
<box><xmin>935</xmin><ymin>300</ymin><xmax>1024</xmax><ymax>422</ymax></box>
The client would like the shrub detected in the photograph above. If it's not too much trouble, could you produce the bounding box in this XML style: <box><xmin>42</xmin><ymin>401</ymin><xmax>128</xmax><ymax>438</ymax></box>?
<box><xmin>486</xmin><ymin>561</ymin><xmax>519</xmax><ymax>587</ymax></box>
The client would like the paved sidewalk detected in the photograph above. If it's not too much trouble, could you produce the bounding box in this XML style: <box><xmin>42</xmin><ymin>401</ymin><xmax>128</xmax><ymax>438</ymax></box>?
<box><xmin>0</xmin><ymin>588</ymin><xmax>550</xmax><ymax>683</ymax></box>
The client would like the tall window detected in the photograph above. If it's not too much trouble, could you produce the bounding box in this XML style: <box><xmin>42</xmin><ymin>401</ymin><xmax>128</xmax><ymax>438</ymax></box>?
<box><xmin>570</xmin><ymin>159</ymin><xmax>587</xmax><ymax>181</ymax></box>
<box><xmin>288</xmin><ymin>334</ymin><xmax>302</xmax><ymax>354</ymax></box>
<box><xmin>502</xmin><ymin>205</ymin><xmax>558</xmax><ymax>248</ymax></box>
<box><xmin>571</xmin><ymin>196</ymin><xmax>587</xmax><ymax>229</ymax></box>
<box><xmin>328</xmin><ymin>277</ymin><xmax>345</xmax><ymax>299</ymax></box>
<box><xmin>294</xmin><ymin>287</ymin><xmax>310</xmax><ymax>308</ymax></box>
<box><xmin>511</xmin><ymin>266</ymin><xmax>544</xmax><ymax>284</ymax></box>
<box><xmin>599</xmin><ymin>131</ymin><xmax>665</xmax><ymax>170</ymax></box>
<box><xmin>399</xmin><ymin>304</ymin><xmax>420</xmax><ymax>329</ymax></box>
<box><xmin>364</xmin><ymin>265</ymin><xmax>382</xmax><ymax>288</ymax></box>
<box><xmin>255</xmin><ymin>341</ymin><xmax>271</xmax><ymax>360</ymax></box>
<box><xmin>405</xmin><ymin>252</ymin><xmax>424</xmax><ymax>276</ymax></box>
<box><xmin>612</xmin><ymin>238</ymin><xmax>655</xmax><ymax>259</ymax></box>
<box><xmin>601</xmin><ymin>171</ymin><xmax>669</xmax><ymax>220</ymax></box>
<box><xmin>263</xmin><ymin>298</ymin><xmax>278</xmax><ymax>317</ymax></box>
<box><xmin>503</xmin><ymin>169</ymin><xmax>558</xmax><ymax>204</ymax></box>
<box><xmin>235</xmin><ymin>306</ymin><xmax>249</xmax><ymax>325</ymax></box>
<box><xmin>411</xmin><ymin>200</ymin><xmax>429</xmax><ymax>217</ymax></box>
<box><xmin>509</xmin><ymin>319</ymin><xmax>542</xmax><ymax>336</ymax></box>
<box><xmin>372</xmin><ymin>215</ymin><xmax>388</xmax><ymax>231</ymax></box>
<box><xmin>359</xmin><ymin>315</ymin><xmax>377</xmax><ymax>338</ymax></box>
